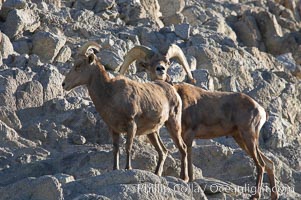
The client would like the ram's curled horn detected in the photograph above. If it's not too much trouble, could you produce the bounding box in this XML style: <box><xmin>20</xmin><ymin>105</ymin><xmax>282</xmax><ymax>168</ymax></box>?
<box><xmin>166</xmin><ymin>44</ymin><xmax>196</xmax><ymax>84</ymax></box>
<box><xmin>119</xmin><ymin>45</ymin><xmax>155</xmax><ymax>75</ymax></box>
<box><xmin>77</xmin><ymin>41</ymin><xmax>101</xmax><ymax>56</ymax></box>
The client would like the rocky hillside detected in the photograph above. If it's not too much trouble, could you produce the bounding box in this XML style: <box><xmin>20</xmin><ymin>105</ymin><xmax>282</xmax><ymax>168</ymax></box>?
<box><xmin>0</xmin><ymin>0</ymin><xmax>301</xmax><ymax>199</ymax></box>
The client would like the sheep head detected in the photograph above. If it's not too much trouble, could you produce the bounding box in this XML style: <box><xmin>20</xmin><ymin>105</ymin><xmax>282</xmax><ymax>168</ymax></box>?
<box><xmin>119</xmin><ymin>44</ymin><xmax>196</xmax><ymax>84</ymax></box>
<box><xmin>62</xmin><ymin>42</ymin><xmax>101</xmax><ymax>91</ymax></box>
<box><xmin>119</xmin><ymin>45</ymin><xmax>155</xmax><ymax>73</ymax></box>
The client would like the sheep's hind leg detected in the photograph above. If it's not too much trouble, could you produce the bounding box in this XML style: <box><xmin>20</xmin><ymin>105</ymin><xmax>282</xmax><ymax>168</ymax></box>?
<box><xmin>234</xmin><ymin>131</ymin><xmax>265</xmax><ymax>200</ymax></box>
<box><xmin>257</xmin><ymin>149</ymin><xmax>279</xmax><ymax>200</ymax></box>
<box><xmin>147</xmin><ymin>131</ymin><xmax>168</xmax><ymax>176</ymax></box>
<box><xmin>125</xmin><ymin>121</ymin><xmax>137</xmax><ymax>170</ymax></box>
<box><xmin>112</xmin><ymin>131</ymin><xmax>120</xmax><ymax>170</ymax></box>
<box><xmin>183</xmin><ymin>129</ymin><xmax>195</xmax><ymax>182</ymax></box>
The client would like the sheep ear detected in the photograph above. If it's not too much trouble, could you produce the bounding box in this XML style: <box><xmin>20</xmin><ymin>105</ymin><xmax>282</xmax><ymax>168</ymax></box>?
<box><xmin>88</xmin><ymin>54</ymin><xmax>96</xmax><ymax>64</ymax></box>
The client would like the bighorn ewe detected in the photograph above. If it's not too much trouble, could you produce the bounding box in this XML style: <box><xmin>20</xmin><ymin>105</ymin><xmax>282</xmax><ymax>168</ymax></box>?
<box><xmin>62</xmin><ymin>42</ymin><xmax>189</xmax><ymax>181</ymax></box>
<box><xmin>119</xmin><ymin>44</ymin><xmax>196</xmax><ymax>84</ymax></box>
<box><xmin>119</xmin><ymin>46</ymin><xmax>279</xmax><ymax>200</ymax></box>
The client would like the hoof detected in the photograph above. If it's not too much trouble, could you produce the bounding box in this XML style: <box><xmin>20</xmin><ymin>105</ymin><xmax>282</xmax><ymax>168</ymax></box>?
<box><xmin>182</xmin><ymin>176</ymin><xmax>189</xmax><ymax>183</ymax></box>
<box><xmin>250</xmin><ymin>194</ymin><xmax>259</xmax><ymax>200</ymax></box>
<box><xmin>155</xmin><ymin>168</ymin><xmax>163</xmax><ymax>176</ymax></box>
<box><xmin>188</xmin><ymin>177</ymin><xmax>194</xmax><ymax>182</ymax></box>
<box><xmin>271</xmin><ymin>193</ymin><xmax>279</xmax><ymax>200</ymax></box>
<box><xmin>154</xmin><ymin>168</ymin><xmax>161</xmax><ymax>176</ymax></box>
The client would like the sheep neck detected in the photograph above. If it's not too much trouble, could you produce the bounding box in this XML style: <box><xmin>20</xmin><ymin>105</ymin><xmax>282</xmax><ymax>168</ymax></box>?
<box><xmin>87</xmin><ymin>63</ymin><xmax>113</xmax><ymax>110</ymax></box>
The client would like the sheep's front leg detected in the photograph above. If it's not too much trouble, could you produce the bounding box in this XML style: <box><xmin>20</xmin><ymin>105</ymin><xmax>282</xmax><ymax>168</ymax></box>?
<box><xmin>125</xmin><ymin>121</ymin><xmax>137</xmax><ymax>170</ymax></box>
<box><xmin>112</xmin><ymin>131</ymin><xmax>120</xmax><ymax>170</ymax></box>
<box><xmin>147</xmin><ymin>131</ymin><xmax>168</xmax><ymax>176</ymax></box>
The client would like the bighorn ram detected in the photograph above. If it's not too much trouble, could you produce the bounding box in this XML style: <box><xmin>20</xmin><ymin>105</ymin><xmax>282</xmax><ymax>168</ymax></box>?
<box><xmin>119</xmin><ymin>45</ymin><xmax>279</xmax><ymax>200</ymax></box>
<box><xmin>119</xmin><ymin>44</ymin><xmax>196</xmax><ymax>84</ymax></box>
<box><xmin>62</xmin><ymin>42</ymin><xmax>189</xmax><ymax>181</ymax></box>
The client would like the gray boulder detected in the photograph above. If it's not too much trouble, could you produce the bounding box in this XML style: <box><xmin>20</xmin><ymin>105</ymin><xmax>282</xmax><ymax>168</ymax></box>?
<box><xmin>97</xmin><ymin>49</ymin><xmax>123</xmax><ymax>71</ymax></box>
<box><xmin>0</xmin><ymin>106</ymin><xmax>22</xmax><ymax>130</ymax></box>
<box><xmin>15</xmin><ymin>80</ymin><xmax>44</xmax><ymax>110</ymax></box>
<box><xmin>252</xmin><ymin>10</ymin><xmax>294</xmax><ymax>55</ymax></box>
<box><xmin>0</xmin><ymin>120</ymin><xmax>36</xmax><ymax>149</ymax></box>
<box><xmin>16</xmin><ymin>95</ymin><xmax>111</xmax><ymax>146</ymax></box>
<box><xmin>191</xmin><ymin>69</ymin><xmax>213</xmax><ymax>90</ymax></box>
<box><xmin>12</xmin><ymin>37</ymin><xmax>32</xmax><ymax>55</ymax></box>
<box><xmin>262</xmin><ymin>115</ymin><xmax>291</xmax><ymax>149</ymax></box>
<box><xmin>174</xmin><ymin>23</ymin><xmax>190</xmax><ymax>40</ymax></box>
<box><xmin>0</xmin><ymin>69</ymin><xmax>28</xmax><ymax>111</ymax></box>
<box><xmin>0</xmin><ymin>175</ymin><xmax>63</xmax><ymax>200</ymax></box>
<box><xmin>55</xmin><ymin>45</ymin><xmax>72</xmax><ymax>63</ymax></box>
<box><xmin>276</xmin><ymin>53</ymin><xmax>301</xmax><ymax>78</ymax></box>
<box><xmin>233</xmin><ymin>14</ymin><xmax>265</xmax><ymax>51</ymax></box>
<box><xmin>0</xmin><ymin>32</ymin><xmax>14</xmax><ymax>59</ymax></box>
<box><xmin>53</xmin><ymin>138</ymin><xmax>182</xmax><ymax>179</ymax></box>
<box><xmin>183</xmin><ymin>7</ymin><xmax>237</xmax><ymax>41</ymax></box>
<box><xmin>31</xmin><ymin>0</ymin><xmax>61</xmax><ymax>8</ymax></box>
<box><xmin>71</xmin><ymin>9</ymin><xmax>106</xmax><ymax>38</ymax></box>
<box><xmin>191</xmin><ymin>143</ymin><xmax>254</xmax><ymax>185</ymax></box>
<box><xmin>0</xmin><ymin>0</ymin><xmax>27</xmax><ymax>19</ymax></box>
<box><xmin>158</xmin><ymin>0</ymin><xmax>184</xmax><ymax>18</ymax></box>
<box><xmin>267</xmin><ymin>0</ymin><xmax>300</xmax><ymax>32</ymax></box>
<box><xmin>248</xmin><ymin>70</ymin><xmax>286</xmax><ymax>108</ymax></box>
<box><xmin>75</xmin><ymin>0</ymin><xmax>115</xmax><ymax>13</ymax></box>
<box><xmin>4</xmin><ymin>8</ymin><xmax>40</xmax><ymax>39</ymax></box>
<box><xmin>64</xmin><ymin>169</ymin><xmax>203</xmax><ymax>200</ymax></box>
<box><xmin>35</xmin><ymin>65</ymin><xmax>64</xmax><ymax>102</ymax></box>
<box><xmin>32</xmin><ymin>31</ymin><xmax>66</xmax><ymax>63</ymax></box>
<box><xmin>158</xmin><ymin>0</ymin><xmax>185</xmax><ymax>25</ymax></box>
<box><xmin>195</xmin><ymin>177</ymin><xmax>246</xmax><ymax>198</ymax></box>
<box><xmin>167</xmin><ymin>62</ymin><xmax>188</xmax><ymax>83</ymax></box>
<box><xmin>118</xmin><ymin>0</ymin><xmax>163</xmax><ymax>27</ymax></box>
<box><xmin>186</xmin><ymin>44</ymin><xmax>259</xmax><ymax>92</ymax></box>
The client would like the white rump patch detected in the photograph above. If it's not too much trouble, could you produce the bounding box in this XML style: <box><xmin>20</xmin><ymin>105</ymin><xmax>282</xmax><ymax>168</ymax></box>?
<box><xmin>255</xmin><ymin>101</ymin><xmax>267</xmax><ymax>131</ymax></box>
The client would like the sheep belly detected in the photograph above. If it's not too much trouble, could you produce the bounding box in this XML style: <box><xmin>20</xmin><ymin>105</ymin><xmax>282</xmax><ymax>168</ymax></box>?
<box><xmin>193</xmin><ymin>123</ymin><xmax>236</xmax><ymax>139</ymax></box>
<box><xmin>135</xmin><ymin>104</ymin><xmax>170</xmax><ymax>135</ymax></box>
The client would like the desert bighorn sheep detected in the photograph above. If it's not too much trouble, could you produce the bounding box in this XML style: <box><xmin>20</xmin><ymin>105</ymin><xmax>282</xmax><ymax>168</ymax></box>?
<box><xmin>174</xmin><ymin>83</ymin><xmax>278</xmax><ymax>200</ymax></box>
<box><xmin>62</xmin><ymin>42</ymin><xmax>189</xmax><ymax>181</ymax></box>
<box><xmin>119</xmin><ymin>46</ymin><xmax>279</xmax><ymax>200</ymax></box>
<box><xmin>119</xmin><ymin>44</ymin><xmax>196</xmax><ymax>84</ymax></box>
